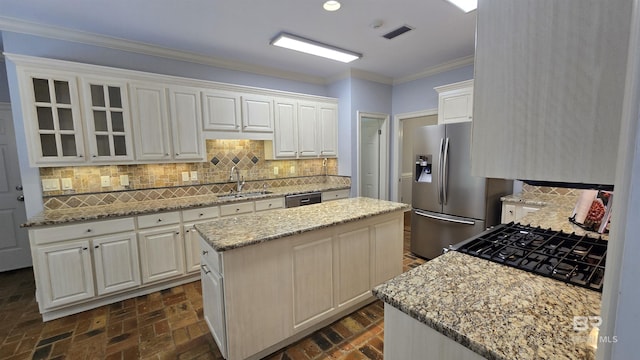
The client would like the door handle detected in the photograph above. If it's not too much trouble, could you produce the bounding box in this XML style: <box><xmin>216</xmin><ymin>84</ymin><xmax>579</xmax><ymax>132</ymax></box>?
<box><xmin>414</xmin><ymin>210</ymin><xmax>475</xmax><ymax>225</ymax></box>
<box><xmin>17</xmin><ymin>195</ymin><xmax>24</xmax><ymax>202</ymax></box>
<box><xmin>437</xmin><ymin>138</ymin><xmax>444</xmax><ymax>205</ymax></box>
<box><xmin>16</xmin><ymin>185</ymin><xmax>23</xmax><ymax>191</ymax></box>
<box><xmin>442</xmin><ymin>137</ymin><xmax>450</xmax><ymax>205</ymax></box>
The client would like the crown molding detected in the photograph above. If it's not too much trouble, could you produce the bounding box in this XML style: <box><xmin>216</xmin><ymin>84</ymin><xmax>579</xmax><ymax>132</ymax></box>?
<box><xmin>325</xmin><ymin>69</ymin><xmax>393</xmax><ymax>86</ymax></box>
<box><xmin>0</xmin><ymin>16</ymin><xmax>327</xmax><ymax>85</ymax></box>
<box><xmin>393</xmin><ymin>55</ymin><xmax>475</xmax><ymax>85</ymax></box>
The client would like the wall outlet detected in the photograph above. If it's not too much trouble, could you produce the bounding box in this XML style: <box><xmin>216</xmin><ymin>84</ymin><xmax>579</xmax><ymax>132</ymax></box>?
<box><xmin>41</xmin><ymin>179</ymin><xmax>60</xmax><ymax>191</ymax></box>
<box><xmin>100</xmin><ymin>176</ymin><xmax>111</xmax><ymax>187</ymax></box>
<box><xmin>273</xmin><ymin>167</ymin><xmax>279</xmax><ymax>175</ymax></box>
<box><xmin>290</xmin><ymin>166</ymin><xmax>295</xmax><ymax>174</ymax></box>
<box><xmin>61</xmin><ymin>178</ymin><xmax>73</xmax><ymax>190</ymax></box>
<box><xmin>182</xmin><ymin>172</ymin><xmax>190</xmax><ymax>182</ymax></box>
<box><xmin>120</xmin><ymin>175</ymin><xmax>129</xmax><ymax>186</ymax></box>
<box><xmin>190</xmin><ymin>171</ymin><xmax>198</xmax><ymax>181</ymax></box>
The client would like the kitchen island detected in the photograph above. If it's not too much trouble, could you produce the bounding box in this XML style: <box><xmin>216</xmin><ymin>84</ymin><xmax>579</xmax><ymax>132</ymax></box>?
<box><xmin>195</xmin><ymin>197</ymin><xmax>408</xmax><ymax>360</ymax></box>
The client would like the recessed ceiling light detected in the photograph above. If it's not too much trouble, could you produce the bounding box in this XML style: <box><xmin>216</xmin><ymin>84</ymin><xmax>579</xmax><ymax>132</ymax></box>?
<box><xmin>323</xmin><ymin>0</ymin><xmax>341</xmax><ymax>11</ymax></box>
<box><xmin>444</xmin><ymin>0</ymin><xmax>477</xmax><ymax>13</ymax></box>
<box><xmin>271</xmin><ymin>32</ymin><xmax>361</xmax><ymax>63</ymax></box>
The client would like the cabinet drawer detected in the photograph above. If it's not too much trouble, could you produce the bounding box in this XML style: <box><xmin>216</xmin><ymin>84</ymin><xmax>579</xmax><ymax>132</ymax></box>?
<box><xmin>137</xmin><ymin>211</ymin><xmax>181</xmax><ymax>229</ymax></box>
<box><xmin>182</xmin><ymin>206</ymin><xmax>220</xmax><ymax>222</ymax></box>
<box><xmin>200</xmin><ymin>237</ymin><xmax>223</xmax><ymax>274</ymax></box>
<box><xmin>255</xmin><ymin>197</ymin><xmax>284</xmax><ymax>212</ymax></box>
<box><xmin>220</xmin><ymin>202</ymin><xmax>254</xmax><ymax>217</ymax></box>
<box><xmin>322</xmin><ymin>189</ymin><xmax>350</xmax><ymax>202</ymax></box>
<box><xmin>31</xmin><ymin>218</ymin><xmax>135</xmax><ymax>245</ymax></box>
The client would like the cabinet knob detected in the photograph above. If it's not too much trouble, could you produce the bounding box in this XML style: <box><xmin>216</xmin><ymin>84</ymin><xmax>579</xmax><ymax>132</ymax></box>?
<box><xmin>202</xmin><ymin>250</ymin><xmax>209</xmax><ymax>255</ymax></box>
<box><xmin>175</xmin><ymin>153</ymin><xmax>179</xmax><ymax>156</ymax></box>
<box><xmin>199</xmin><ymin>213</ymin><xmax>204</xmax><ymax>217</ymax></box>
<box><xmin>236</xmin><ymin>208</ymin><xmax>240</xmax><ymax>212</ymax></box>
<box><xmin>78</xmin><ymin>154</ymin><xmax>84</xmax><ymax>158</ymax></box>
<box><xmin>175</xmin><ymin>231</ymin><xmax>180</xmax><ymax>235</ymax></box>
<box><xmin>186</xmin><ymin>229</ymin><xmax>190</xmax><ymax>233</ymax></box>
<box><xmin>157</xmin><ymin>219</ymin><xmax>162</xmax><ymax>222</ymax></box>
<box><xmin>165</xmin><ymin>153</ymin><xmax>169</xmax><ymax>156</ymax></box>
<box><xmin>82</xmin><ymin>247</ymin><xmax>88</xmax><ymax>251</ymax></box>
<box><xmin>509</xmin><ymin>210</ymin><xmax>514</xmax><ymax>215</ymax></box>
<box><xmin>86</xmin><ymin>229</ymin><xmax>92</xmax><ymax>233</ymax></box>
<box><xmin>92</xmin><ymin>155</ymin><xmax>97</xmax><ymax>158</ymax></box>
<box><xmin>94</xmin><ymin>245</ymin><xmax>99</xmax><ymax>249</ymax></box>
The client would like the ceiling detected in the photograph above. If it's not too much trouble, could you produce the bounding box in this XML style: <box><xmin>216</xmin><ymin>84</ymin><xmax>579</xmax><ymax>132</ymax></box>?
<box><xmin>0</xmin><ymin>0</ymin><xmax>477</xmax><ymax>83</ymax></box>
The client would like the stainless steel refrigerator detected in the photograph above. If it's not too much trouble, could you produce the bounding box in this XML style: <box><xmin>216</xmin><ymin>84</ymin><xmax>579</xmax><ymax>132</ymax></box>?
<box><xmin>410</xmin><ymin>122</ymin><xmax>512</xmax><ymax>259</ymax></box>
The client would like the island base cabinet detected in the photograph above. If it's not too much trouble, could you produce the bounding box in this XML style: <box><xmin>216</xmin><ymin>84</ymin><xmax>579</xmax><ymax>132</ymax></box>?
<box><xmin>384</xmin><ymin>305</ymin><xmax>484</xmax><ymax>360</ymax></box>
<box><xmin>200</xmin><ymin>211</ymin><xmax>405</xmax><ymax>360</ymax></box>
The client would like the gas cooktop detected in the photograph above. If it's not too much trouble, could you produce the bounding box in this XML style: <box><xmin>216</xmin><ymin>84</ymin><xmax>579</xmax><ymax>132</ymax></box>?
<box><xmin>452</xmin><ymin>223</ymin><xmax>607</xmax><ymax>292</ymax></box>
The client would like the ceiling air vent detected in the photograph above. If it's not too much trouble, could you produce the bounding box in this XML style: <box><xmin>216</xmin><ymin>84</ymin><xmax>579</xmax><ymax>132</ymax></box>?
<box><xmin>382</xmin><ymin>25</ymin><xmax>413</xmax><ymax>40</ymax></box>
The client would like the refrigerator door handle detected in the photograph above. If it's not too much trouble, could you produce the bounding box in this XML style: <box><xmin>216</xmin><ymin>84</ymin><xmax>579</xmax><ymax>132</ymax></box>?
<box><xmin>437</xmin><ymin>138</ymin><xmax>444</xmax><ymax>205</ymax></box>
<box><xmin>414</xmin><ymin>209</ymin><xmax>476</xmax><ymax>225</ymax></box>
<box><xmin>442</xmin><ymin>137</ymin><xmax>450</xmax><ymax>205</ymax></box>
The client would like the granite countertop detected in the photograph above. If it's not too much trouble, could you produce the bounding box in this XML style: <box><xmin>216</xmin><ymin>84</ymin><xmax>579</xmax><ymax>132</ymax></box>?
<box><xmin>195</xmin><ymin>197</ymin><xmax>409</xmax><ymax>252</ymax></box>
<box><xmin>373</xmin><ymin>251</ymin><xmax>601</xmax><ymax>360</ymax></box>
<box><xmin>502</xmin><ymin>192</ymin><xmax>608</xmax><ymax>240</ymax></box>
<box><xmin>22</xmin><ymin>183</ymin><xmax>350</xmax><ymax>227</ymax></box>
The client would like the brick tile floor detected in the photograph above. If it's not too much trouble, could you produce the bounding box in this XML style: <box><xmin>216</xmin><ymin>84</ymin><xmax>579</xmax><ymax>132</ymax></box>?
<box><xmin>0</xmin><ymin>213</ymin><xmax>425</xmax><ymax>359</ymax></box>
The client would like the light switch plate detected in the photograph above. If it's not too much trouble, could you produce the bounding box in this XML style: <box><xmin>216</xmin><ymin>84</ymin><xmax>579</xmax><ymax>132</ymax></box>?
<box><xmin>273</xmin><ymin>167</ymin><xmax>279</xmax><ymax>175</ymax></box>
<box><xmin>182</xmin><ymin>172</ymin><xmax>190</xmax><ymax>182</ymax></box>
<box><xmin>100</xmin><ymin>176</ymin><xmax>111</xmax><ymax>187</ymax></box>
<box><xmin>120</xmin><ymin>175</ymin><xmax>129</xmax><ymax>186</ymax></box>
<box><xmin>41</xmin><ymin>179</ymin><xmax>60</xmax><ymax>191</ymax></box>
<box><xmin>61</xmin><ymin>178</ymin><xmax>73</xmax><ymax>190</ymax></box>
<box><xmin>190</xmin><ymin>171</ymin><xmax>198</xmax><ymax>181</ymax></box>
<box><xmin>290</xmin><ymin>166</ymin><xmax>295</xmax><ymax>174</ymax></box>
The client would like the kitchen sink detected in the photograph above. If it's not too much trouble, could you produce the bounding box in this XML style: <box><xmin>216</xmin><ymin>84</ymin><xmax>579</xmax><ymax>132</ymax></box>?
<box><xmin>217</xmin><ymin>191</ymin><xmax>273</xmax><ymax>200</ymax></box>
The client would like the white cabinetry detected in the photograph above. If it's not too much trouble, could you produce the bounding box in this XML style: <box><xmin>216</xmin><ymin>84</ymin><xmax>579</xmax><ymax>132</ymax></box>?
<box><xmin>168</xmin><ymin>86</ymin><xmax>205</xmax><ymax>161</ymax></box>
<box><xmin>34</xmin><ymin>240</ymin><xmax>94</xmax><ymax>308</ymax></box>
<box><xmin>137</xmin><ymin>212</ymin><xmax>185</xmax><ymax>283</ymax></box>
<box><xmin>199</xmin><ymin>210</ymin><xmax>403</xmax><ymax>360</ymax></box>
<box><xmin>435</xmin><ymin>80</ymin><xmax>473</xmax><ymax>125</ymax></box>
<box><xmin>92</xmin><ymin>233</ymin><xmax>141</xmax><ymax>295</ymax></box>
<box><xmin>267</xmin><ymin>99</ymin><xmax>338</xmax><ymax>159</ymax></box>
<box><xmin>129</xmin><ymin>82</ymin><xmax>172</xmax><ymax>161</ymax></box>
<box><xmin>471</xmin><ymin>1</ymin><xmax>631</xmax><ymax>184</ymax></box>
<box><xmin>501</xmin><ymin>202</ymin><xmax>542</xmax><ymax>224</ymax></box>
<box><xmin>241</xmin><ymin>94</ymin><xmax>274</xmax><ymax>133</ymax></box>
<box><xmin>322</xmin><ymin>189</ymin><xmax>350</xmax><ymax>202</ymax></box>
<box><xmin>81</xmin><ymin>77</ymin><xmax>134</xmax><ymax>162</ymax></box>
<box><xmin>201</xmin><ymin>89</ymin><xmax>274</xmax><ymax>140</ymax></box>
<box><xmin>202</xmin><ymin>89</ymin><xmax>241</xmax><ymax>132</ymax></box>
<box><xmin>19</xmin><ymin>70</ymin><xmax>86</xmax><ymax>166</ymax></box>
<box><xmin>183</xmin><ymin>205</ymin><xmax>220</xmax><ymax>273</ymax></box>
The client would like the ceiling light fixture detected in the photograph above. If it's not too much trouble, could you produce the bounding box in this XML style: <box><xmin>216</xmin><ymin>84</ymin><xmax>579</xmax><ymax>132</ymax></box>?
<box><xmin>270</xmin><ymin>32</ymin><xmax>362</xmax><ymax>63</ymax></box>
<box><xmin>323</xmin><ymin>0</ymin><xmax>341</xmax><ymax>11</ymax></box>
<box><xmin>444</xmin><ymin>0</ymin><xmax>477</xmax><ymax>13</ymax></box>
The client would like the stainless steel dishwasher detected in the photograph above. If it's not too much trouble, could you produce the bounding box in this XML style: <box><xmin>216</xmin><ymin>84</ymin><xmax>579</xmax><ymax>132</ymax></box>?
<box><xmin>285</xmin><ymin>192</ymin><xmax>322</xmax><ymax>208</ymax></box>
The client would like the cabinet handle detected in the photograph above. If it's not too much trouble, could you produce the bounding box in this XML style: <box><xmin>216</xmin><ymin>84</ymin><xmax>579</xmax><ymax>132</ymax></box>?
<box><xmin>202</xmin><ymin>250</ymin><xmax>209</xmax><ymax>255</ymax></box>
<box><xmin>201</xmin><ymin>264</ymin><xmax>211</xmax><ymax>274</ymax></box>
<box><xmin>94</xmin><ymin>245</ymin><xmax>99</xmax><ymax>249</ymax></box>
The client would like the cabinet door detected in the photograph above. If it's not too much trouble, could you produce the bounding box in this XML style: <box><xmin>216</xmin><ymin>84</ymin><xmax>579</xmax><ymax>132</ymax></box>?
<box><xmin>297</xmin><ymin>101</ymin><xmax>318</xmax><ymax>157</ymax></box>
<box><xmin>129</xmin><ymin>82</ymin><xmax>171</xmax><ymax>161</ymax></box>
<box><xmin>81</xmin><ymin>77</ymin><xmax>134</xmax><ymax>162</ymax></box>
<box><xmin>183</xmin><ymin>223</ymin><xmax>202</xmax><ymax>274</ymax></box>
<box><xmin>201</xmin><ymin>266</ymin><xmax>227</xmax><ymax>358</ymax></box>
<box><xmin>273</xmin><ymin>99</ymin><xmax>297</xmax><ymax>158</ymax></box>
<box><xmin>35</xmin><ymin>240</ymin><xmax>94</xmax><ymax>308</ymax></box>
<box><xmin>169</xmin><ymin>86</ymin><xmax>205</xmax><ymax>161</ymax></box>
<box><xmin>439</xmin><ymin>88</ymin><xmax>473</xmax><ymax>124</ymax></box>
<box><xmin>318</xmin><ymin>103</ymin><xmax>338</xmax><ymax>157</ymax></box>
<box><xmin>202</xmin><ymin>89</ymin><xmax>241</xmax><ymax>131</ymax></box>
<box><xmin>292</xmin><ymin>236</ymin><xmax>334</xmax><ymax>330</ymax></box>
<box><xmin>21</xmin><ymin>71</ymin><xmax>85</xmax><ymax>165</ymax></box>
<box><xmin>241</xmin><ymin>94</ymin><xmax>273</xmax><ymax>132</ymax></box>
<box><xmin>93</xmin><ymin>232</ymin><xmax>141</xmax><ymax>295</ymax></box>
<box><xmin>501</xmin><ymin>203</ymin><xmax>516</xmax><ymax>224</ymax></box>
<box><xmin>138</xmin><ymin>226</ymin><xmax>185</xmax><ymax>283</ymax></box>
<box><xmin>472</xmin><ymin>0</ymin><xmax>630</xmax><ymax>184</ymax></box>
<box><xmin>373</xmin><ymin>218</ymin><xmax>403</xmax><ymax>285</ymax></box>
<box><xmin>336</xmin><ymin>227</ymin><xmax>370</xmax><ymax>307</ymax></box>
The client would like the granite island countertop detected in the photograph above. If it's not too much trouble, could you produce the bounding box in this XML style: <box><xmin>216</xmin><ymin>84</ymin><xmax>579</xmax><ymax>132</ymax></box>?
<box><xmin>195</xmin><ymin>197</ymin><xmax>409</xmax><ymax>252</ymax></box>
<box><xmin>22</xmin><ymin>182</ymin><xmax>350</xmax><ymax>227</ymax></box>
<box><xmin>373</xmin><ymin>251</ymin><xmax>601</xmax><ymax>360</ymax></box>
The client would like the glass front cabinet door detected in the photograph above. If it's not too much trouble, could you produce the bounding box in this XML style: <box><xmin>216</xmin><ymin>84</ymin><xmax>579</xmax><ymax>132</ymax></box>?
<box><xmin>81</xmin><ymin>77</ymin><xmax>134</xmax><ymax>162</ymax></box>
<box><xmin>24</xmin><ymin>71</ymin><xmax>86</xmax><ymax>165</ymax></box>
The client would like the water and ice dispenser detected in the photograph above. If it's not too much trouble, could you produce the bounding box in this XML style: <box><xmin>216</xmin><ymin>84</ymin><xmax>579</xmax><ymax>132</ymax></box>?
<box><xmin>415</xmin><ymin>155</ymin><xmax>432</xmax><ymax>183</ymax></box>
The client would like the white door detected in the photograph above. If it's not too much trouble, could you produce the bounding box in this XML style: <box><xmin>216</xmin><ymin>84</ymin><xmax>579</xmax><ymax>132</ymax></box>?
<box><xmin>0</xmin><ymin>103</ymin><xmax>30</xmax><ymax>271</ymax></box>
<box><xmin>360</xmin><ymin>117</ymin><xmax>383</xmax><ymax>199</ymax></box>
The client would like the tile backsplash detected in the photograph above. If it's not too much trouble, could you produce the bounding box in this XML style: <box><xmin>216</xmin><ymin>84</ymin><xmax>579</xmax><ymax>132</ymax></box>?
<box><xmin>521</xmin><ymin>183</ymin><xmax>580</xmax><ymax>198</ymax></box>
<box><xmin>40</xmin><ymin>140</ymin><xmax>338</xmax><ymax>196</ymax></box>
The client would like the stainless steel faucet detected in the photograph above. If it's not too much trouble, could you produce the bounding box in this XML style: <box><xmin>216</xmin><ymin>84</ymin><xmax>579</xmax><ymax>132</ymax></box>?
<box><xmin>229</xmin><ymin>165</ymin><xmax>245</xmax><ymax>192</ymax></box>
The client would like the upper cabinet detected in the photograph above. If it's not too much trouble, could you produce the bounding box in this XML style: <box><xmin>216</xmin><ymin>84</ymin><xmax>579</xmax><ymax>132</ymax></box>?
<box><xmin>169</xmin><ymin>86</ymin><xmax>205</xmax><ymax>162</ymax></box>
<box><xmin>20</xmin><ymin>70</ymin><xmax>86</xmax><ymax>166</ymax></box>
<box><xmin>202</xmin><ymin>89</ymin><xmax>242</xmax><ymax>132</ymax></box>
<box><xmin>81</xmin><ymin>77</ymin><xmax>134</xmax><ymax>162</ymax></box>
<box><xmin>266</xmin><ymin>99</ymin><xmax>338</xmax><ymax>159</ymax></box>
<box><xmin>201</xmin><ymin>89</ymin><xmax>274</xmax><ymax>140</ymax></box>
<box><xmin>471</xmin><ymin>1</ymin><xmax>632</xmax><ymax>185</ymax></box>
<box><xmin>129</xmin><ymin>82</ymin><xmax>172</xmax><ymax>162</ymax></box>
<box><xmin>435</xmin><ymin>80</ymin><xmax>473</xmax><ymax>125</ymax></box>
